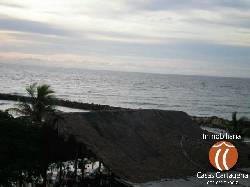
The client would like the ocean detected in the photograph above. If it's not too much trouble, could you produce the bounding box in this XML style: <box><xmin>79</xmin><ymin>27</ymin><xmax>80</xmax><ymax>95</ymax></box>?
<box><xmin>0</xmin><ymin>62</ymin><xmax>250</xmax><ymax>119</ymax></box>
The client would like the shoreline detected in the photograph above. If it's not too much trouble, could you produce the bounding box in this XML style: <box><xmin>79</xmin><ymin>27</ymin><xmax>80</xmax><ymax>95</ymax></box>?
<box><xmin>0</xmin><ymin>93</ymin><xmax>231</xmax><ymax>122</ymax></box>
<box><xmin>0</xmin><ymin>93</ymin><xmax>239</xmax><ymax>126</ymax></box>
<box><xmin>191</xmin><ymin>116</ymin><xmax>230</xmax><ymax>130</ymax></box>
<box><xmin>0</xmin><ymin>93</ymin><xmax>126</xmax><ymax>111</ymax></box>
<box><xmin>0</xmin><ymin>92</ymin><xmax>245</xmax><ymax>135</ymax></box>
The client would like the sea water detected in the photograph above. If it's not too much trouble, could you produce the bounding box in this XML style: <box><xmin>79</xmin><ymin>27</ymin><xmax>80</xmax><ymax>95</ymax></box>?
<box><xmin>0</xmin><ymin>62</ymin><xmax>250</xmax><ymax>119</ymax></box>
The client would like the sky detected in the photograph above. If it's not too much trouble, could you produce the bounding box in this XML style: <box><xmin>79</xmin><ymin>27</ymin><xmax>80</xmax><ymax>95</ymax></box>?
<box><xmin>0</xmin><ymin>0</ymin><xmax>250</xmax><ymax>77</ymax></box>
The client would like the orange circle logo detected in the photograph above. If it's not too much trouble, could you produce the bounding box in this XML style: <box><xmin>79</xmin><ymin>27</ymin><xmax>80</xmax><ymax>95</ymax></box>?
<box><xmin>209</xmin><ymin>141</ymin><xmax>238</xmax><ymax>171</ymax></box>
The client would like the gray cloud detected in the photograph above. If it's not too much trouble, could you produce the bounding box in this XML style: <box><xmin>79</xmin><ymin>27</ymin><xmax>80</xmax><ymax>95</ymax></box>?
<box><xmin>0</xmin><ymin>16</ymin><xmax>70</xmax><ymax>36</ymax></box>
<box><xmin>129</xmin><ymin>0</ymin><xmax>250</xmax><ymax>11</ymax></box>
<box><xmin>0</xmin><ymin>1</ymin><xmax>249</xmax><ymax>77</ymax></box>
<box><xmin>2</xmin><ymin>29</ymin><xmax>250</xmax><ymax>64</ymax></box>
<box><xmin>185</xmin><ymin>15</ymin><xmax>250</xmax><ymax>30</ymax></box>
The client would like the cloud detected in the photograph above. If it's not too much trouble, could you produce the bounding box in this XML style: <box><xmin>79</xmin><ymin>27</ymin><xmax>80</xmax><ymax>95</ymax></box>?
<box><xmin>0</xmin><ymin>0</ymin><xmax>249</xmax><ymax>77</ymax></box>
<box><xmin>0</xmin><ymin>2</ymin><xmax>24</xmax><ymax>8</ymax></box>
<box><xmin>1</xmin><ymin>51</ymin><xmax>250</xmax><ymax>78</ymax></box>
<box><xmin>127</xmin><ymin>0</ymin><xmax>250</xmax><ymax>11</ymax></box>
<box><xmin>0</xmin><ymin>16</ymin><xmax>70</xmax><ymax>36</ymax></box>
<box><xmin>0</xmin><ymin>1</ymin><xmax>249</xmax><ymax>46</ymax></box>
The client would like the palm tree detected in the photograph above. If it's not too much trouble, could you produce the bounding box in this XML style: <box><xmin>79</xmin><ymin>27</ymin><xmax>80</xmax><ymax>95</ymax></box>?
<box><xmin>9</xmin><ymin>83</ymin><xmax>56</xmax><ymax>124</ymax></box>
<box><xmin>7</xmin><ymin>84</ymin><xmax>66</xmax><ymax>186</ymax></box>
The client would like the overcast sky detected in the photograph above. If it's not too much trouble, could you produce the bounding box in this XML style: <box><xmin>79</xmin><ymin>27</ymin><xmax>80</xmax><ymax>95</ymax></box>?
<box><xmin>0</xmin><ymin>0</ymin><xmax>250</xmax><ymax>77</ymax></box>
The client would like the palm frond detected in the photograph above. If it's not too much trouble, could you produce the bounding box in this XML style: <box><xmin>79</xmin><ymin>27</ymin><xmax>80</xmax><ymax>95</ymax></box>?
<box><xmin>37</xmin><ymin>84</ymin><xmax>55</xmax><ymax>99</ymax></box>
<box><xmin>26</xmin><ymin>83</ymin><xmax>37</xmax><ymax>98</ymax></box>
<box><xmin>7</xmin><ymin>83</ymin><xmax>57</xmax><ymax>124</ymax></box>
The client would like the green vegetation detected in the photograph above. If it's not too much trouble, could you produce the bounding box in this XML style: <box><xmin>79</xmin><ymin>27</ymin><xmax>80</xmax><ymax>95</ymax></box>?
<box><xmin>0</xmin><ymin>83</ymin><xmax>56</xmax><ymax>186</ymax></box>
<box><xmin>193</xmin><ymin>113</ymin><xmax>250</xmax><ymax>138</ymax></box>
<box><xmin>0</xmin><ymin>83</ymin><xmax>125</xmax><ymax>187</ymax></box>
<box><xmin>8</xmin><ymin>83</ymin><xmax>56</xmax><ymax>124</ymax></box>
<box><xmin>3</xmin><ymin>83</ymin><xmax>57</xmax><ymax>186</ymax></box>
<box><xmin>0</xmin><ymin>111</ymin><xmax>40</xmax><ymax>186</ymax></box>
<box><xmin>0</xmin><ymin>109</ymin><xmax>89</xmax><ymax>186</ymax></box>
<box><xmin>227</xmin><ymin>112</ymin><xmax>250</xmax><ymax>137</ymax></box>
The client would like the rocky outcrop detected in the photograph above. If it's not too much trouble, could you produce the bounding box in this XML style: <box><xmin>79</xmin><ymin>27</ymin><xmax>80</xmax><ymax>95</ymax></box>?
<box><xmin>191</xmin><ymin>116</ymin><xmax>230</xmax><ymax>129</ymax></box>
<box><xmin>0</xmin><ymin>93</ymin><xmax>126</xmax><ymax>111</ymax></box>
